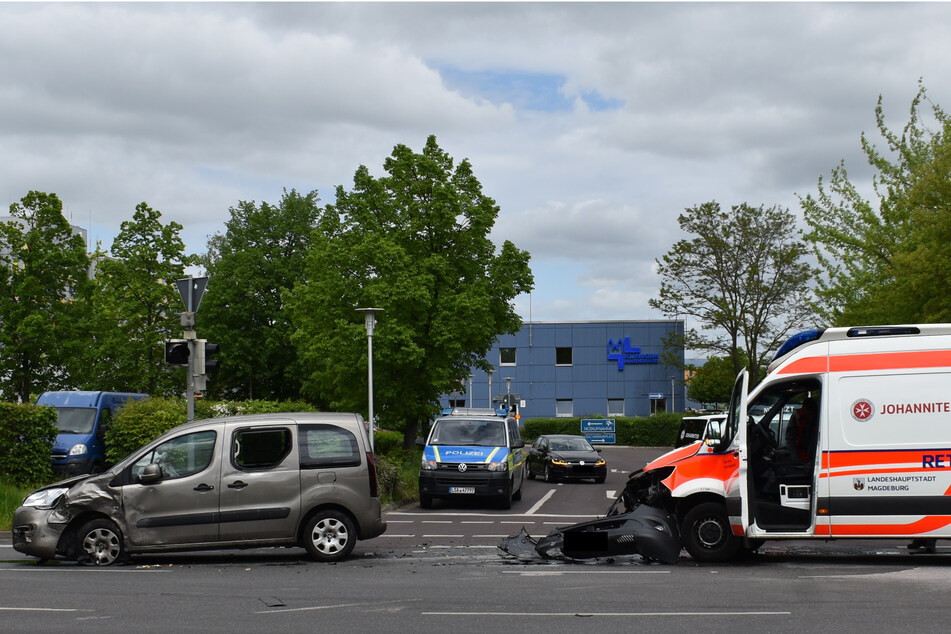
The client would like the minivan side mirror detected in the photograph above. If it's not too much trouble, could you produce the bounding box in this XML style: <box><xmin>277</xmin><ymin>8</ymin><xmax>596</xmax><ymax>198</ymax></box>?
<box><xmin>139</xmin><ymin>462</ymin><xmax>162</xmax><ymax>484</ymax></box>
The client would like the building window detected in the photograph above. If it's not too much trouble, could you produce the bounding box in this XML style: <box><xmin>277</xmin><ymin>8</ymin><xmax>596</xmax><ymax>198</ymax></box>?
<box><xmin>500</xmin><ymin>347</ymin><xmax>516</xmax><ymax>366</ymax></box>
<box><xmin>607</xmin><ymin>399</ymin><xmax>624</xmax><ymax>417</ymax></box>
<box><xmin>555</xmin><ymin>399</ymin><xmax>573</xmax><ymax>418</ymax></box>
<box><xmin>448</xmin><ymin>398</ymin><xmax>466</xmax><ymax>408</ymax></box>
<box><xmin>555</xmin><ymin>347</ymin><xmax>573</xmax><ymax>366</ymax></box>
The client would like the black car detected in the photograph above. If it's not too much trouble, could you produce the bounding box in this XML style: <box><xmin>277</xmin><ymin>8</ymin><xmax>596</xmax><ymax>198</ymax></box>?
<box><xmin>525</xmin><ymin>434</ymin><xmax>606</xmax><ymax>483</ymax></box>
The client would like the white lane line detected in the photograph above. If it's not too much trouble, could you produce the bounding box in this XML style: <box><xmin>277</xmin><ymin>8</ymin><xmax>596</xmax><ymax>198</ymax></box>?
<box><xmin>0</xmin><ymin>568</ymin><xmax>170</xmax><ymax>573</ymax></box>
<box><xmin>524</xmin><ymin>489</ymin><xmax>556</xmax><ymax>515</ymax></box>
<box><xmin>0</xmin><ymin>607</ymin><xmax>92</xmax><ymax>612</ymax></box>
<box><xmin>503</xmin><ymin>570</ymin><xmax>670</xmax><ymax>575</ymax></box>
<box><xmin>422</xmin><ymin>535</ymin><xmax>464</xmax><ymax>538</ymax></box>
<box><xmin>461</xmin><ymin>521</ymin><xmax>493</xmax><ymax>524</ymax></box>
<box><xmin>473</xmin><ymin>535</ymin><xmax>508</xmax><ymax>538</ymax></box>
<box><xmin>606</xmin><ymin>490</ymin><xmax>617</xmax><ymax>498</ymax></box>
<box><xmin>423</xmin><ymin>611</ymin><xmax>790</xmax><ymax>617</ymax></box>
<box><xmin>422</xmin><ymin>520</ymin><xmax>453</xmax><ymax>524</ymax></box>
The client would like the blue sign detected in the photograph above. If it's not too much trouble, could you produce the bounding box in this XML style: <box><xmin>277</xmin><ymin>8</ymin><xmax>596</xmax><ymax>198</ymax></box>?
<box><xmin>607</xmin><ymin>337</ymin><xmax>659</xmax><ymax>370</ymax></box>
<box><xmin>649</xmin><ymin>393</ymin><xmax>664</xmax><ymax>399</ymax></box>
<box><xmin>581</xmin><ymin>418</ymin><xmax>616</xmax><ymax>433</ymax></box>
<box><xmin>584</xmin><ymin>433</ymin><xmax>616</xmax><ymax>445</ymax></box>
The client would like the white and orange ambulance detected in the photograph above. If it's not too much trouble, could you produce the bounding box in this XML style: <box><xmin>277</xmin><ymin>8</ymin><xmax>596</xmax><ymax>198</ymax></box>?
<box><xmin>622</xmin><ymin>324</ymin><xmax>951</xmax><ymax>561</ymax></box>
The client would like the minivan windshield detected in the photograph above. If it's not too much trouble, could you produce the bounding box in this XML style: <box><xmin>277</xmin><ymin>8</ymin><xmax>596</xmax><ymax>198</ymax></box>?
<box><xmin>54</xmin><ymin>408</ymin><xmax>97</xmax><ymax>435</ymax></box>
<box><xmin>429</xmin><ymin>419</ymin><xmax>505</xmax><ymax>447</ymax></box>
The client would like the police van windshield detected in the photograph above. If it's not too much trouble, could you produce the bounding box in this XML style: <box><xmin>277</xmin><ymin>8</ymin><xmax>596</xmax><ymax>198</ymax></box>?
<box><xmin>429</xmin><ymin>419</ymin><xmax>505</xmax><ymax>447</ymax></box>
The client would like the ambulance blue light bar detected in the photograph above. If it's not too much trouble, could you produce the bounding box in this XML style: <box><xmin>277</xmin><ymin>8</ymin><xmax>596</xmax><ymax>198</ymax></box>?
<box><xmin>772</xmin><ymin>329</ymin><xmax>825</xmax><ymax>363</ymax></box>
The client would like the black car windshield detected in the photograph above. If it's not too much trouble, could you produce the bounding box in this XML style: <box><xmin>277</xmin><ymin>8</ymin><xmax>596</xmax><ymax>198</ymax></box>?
<box><xmin>430</xmin><ymin>419</ymin><xmax>505</xmax><ymax>446</ymax></box>
<box><xmin>549</xmin><ymin>437</ymin><xmax>593</xmax><ymax>452</ymax></box>
<box><xmin>54</xmin><ymin>408</ymin><xmax>97</xmax><ymax>434</ymax></box>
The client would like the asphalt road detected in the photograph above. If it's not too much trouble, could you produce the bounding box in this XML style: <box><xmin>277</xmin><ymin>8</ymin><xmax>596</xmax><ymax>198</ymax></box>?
<box><xmin>3</xmin><ymin>445</ymin><xmax>951</xmax><ymax>633</ymax></box>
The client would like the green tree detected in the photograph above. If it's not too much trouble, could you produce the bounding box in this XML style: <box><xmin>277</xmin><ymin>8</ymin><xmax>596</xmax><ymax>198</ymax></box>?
<box><xmin>801</xmin><ymin>81</ymin><xmax>951</xmax><ymax>324</ymax></box>
<box><xmin>199</xmin><ymin>190</ymin><xmax>321</xmax><ymax>400</ymax></box>
<box><xmin>687</xmin><ymin>354</ymin><xmax>747</xmax><ymax>408</ymax></box>
<box><xmin>650</xmin><ymin>201</ymin><xmax>814</xmax><ymax>386</ymax></box>
<box><xmin>83</xmin><ymin>202</ymin><xmax>194</xmax><ymax>395</ymax></box>
<box><xmin>287</xmin><ymin>136</ymin><xmax>534</xmax><ymax>448</ymax></box>
<box><xmin>0</xmin><ymin>191</ymin><xmax>92</xmax><ymax>402</ymax></box>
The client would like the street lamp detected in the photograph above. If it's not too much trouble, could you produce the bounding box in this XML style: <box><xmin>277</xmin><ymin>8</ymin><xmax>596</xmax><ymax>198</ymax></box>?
<box><xmin>488</xmin><ymin>370</ymin><xmax>494</xmax><ymax>408</ymax></box>
<box><xmin>468</xmin><ymin>374</ymin><xmax>473</xmax><ymax>408</ymax></box>
<box><xmin>356</xmin><ymin>307</ymin><xmax>383</xmax><ymax>452</ymax></box>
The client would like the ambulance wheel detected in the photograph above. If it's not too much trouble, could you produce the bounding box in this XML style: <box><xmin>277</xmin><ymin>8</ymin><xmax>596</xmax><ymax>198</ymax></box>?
<box><xmin>76</xmin><ymin>518</ymin><xmax>126</xmax><ymax>566</ymax></box>
<box><xmin>681</xmin><ymin>502</ymin><xmax>740</xmax><ymax>563</ymax></box>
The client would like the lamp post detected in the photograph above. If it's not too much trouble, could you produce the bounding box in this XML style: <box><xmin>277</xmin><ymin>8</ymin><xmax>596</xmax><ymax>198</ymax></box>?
<box><xmin>488</xmin><ymin>370</ymin><xmax>494</xmax><ymax>408</ymax></box>
<box><xmin>356</xmin><ymin>307</ymin><xmax>383</xmax><ymax>452</ymax></box>
<box><xmin>468</xmin><ymin>374</ymin><xmax>473</xmax><ymax>408</ymax></box>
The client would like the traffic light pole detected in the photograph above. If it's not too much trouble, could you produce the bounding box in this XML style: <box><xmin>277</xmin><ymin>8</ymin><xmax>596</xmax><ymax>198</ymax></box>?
<box><xmin>184</xmin><ymin>327</ymin><xmax>197</xmax><ymax>422</ymax></box>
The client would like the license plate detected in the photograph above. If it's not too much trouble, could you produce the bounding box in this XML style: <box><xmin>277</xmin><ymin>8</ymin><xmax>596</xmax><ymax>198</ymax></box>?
<box><xmin>449</xmin><ymin>486</ymin><xmax>475</xmax><ymax>494</ymax></box>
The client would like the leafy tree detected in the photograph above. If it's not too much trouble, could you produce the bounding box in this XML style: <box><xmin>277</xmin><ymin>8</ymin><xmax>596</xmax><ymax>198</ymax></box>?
<box><xmin>199</xmin><ymin>190</ymin><xmax>321</xmax><ymax>400</ymax></box>
<box><xmin>801</xmin><ymin>81</ymin><xmax>951</xmax><ymax>324</ymax></box>
<box><xmin>650</xmin><ymin>201</ymin><xmax>814</xmax><ymax>386</ymax></box>
<box><xmin>687</xmin><ymin>354</ymin><xmax>747</xmax><ymax>408</ymax></box>
<box><xmin>287</xmin><ymin>136</ymin><xmax>534</xmax><ymax>448</ymax></box>
<box><xmin>0</xmin><ymin>191</ymin><xmax>92</xmax><ymax>402</ymax></box>
<box><xmin>82</xmin><ymin>202</ymin><xmax>194</xmax><ymax>395</ymax></box>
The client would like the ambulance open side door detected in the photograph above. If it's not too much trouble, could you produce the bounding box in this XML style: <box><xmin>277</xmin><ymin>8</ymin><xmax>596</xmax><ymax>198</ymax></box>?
<box><xmin>723</xmin><ymin>369</ymin><xmax>751</xmax><ymax>535</ymax></box>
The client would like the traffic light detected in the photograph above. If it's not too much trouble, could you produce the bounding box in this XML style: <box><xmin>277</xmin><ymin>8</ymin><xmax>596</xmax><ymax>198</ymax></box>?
<box><xmin>164</xmin><ymin>339</ymin><xmax>189</xmax><ymax>366</ymax></box>
<box><xmin>203</xmin><ymin>341</ymin><xmax>220</xmax><ymax>373</ymax></box>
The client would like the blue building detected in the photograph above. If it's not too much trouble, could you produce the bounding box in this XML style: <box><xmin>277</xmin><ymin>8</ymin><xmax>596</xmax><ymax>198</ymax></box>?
<box><xmin>440</xmin><ymin>320</ymin><xmax>685</xmax><ymax>419</ymax></box>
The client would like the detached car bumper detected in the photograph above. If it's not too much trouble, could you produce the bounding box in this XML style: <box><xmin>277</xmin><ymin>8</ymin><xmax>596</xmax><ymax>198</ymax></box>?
<box><xmin>11</xmin><ymin>506</ymin><xmax>66</xmax><ymax>560</ymax></box>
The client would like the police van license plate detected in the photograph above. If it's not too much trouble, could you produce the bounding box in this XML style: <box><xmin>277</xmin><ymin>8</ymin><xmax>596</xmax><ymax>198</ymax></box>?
<box><xmin>449</xmin><ymin>486</ymin><xmax>475</xmax><ymax>494</ymax></box>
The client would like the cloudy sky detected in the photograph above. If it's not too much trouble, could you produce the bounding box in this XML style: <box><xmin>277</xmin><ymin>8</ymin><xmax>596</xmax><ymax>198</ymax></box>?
<box><xmin>3</xmin><ymin>2</ymin><xmax>950</xmax><ymax>323</ymax></box>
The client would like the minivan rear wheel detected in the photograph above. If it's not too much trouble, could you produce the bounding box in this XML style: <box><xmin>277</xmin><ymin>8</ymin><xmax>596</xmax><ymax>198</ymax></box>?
<box><xmin>303</xmin><ymin>510</ymin><xmax>357</xmax><ymax>562</ymax></box>
<box><xmin>76</xmin><ymin>518</ymin><xmax>125</xmax><ymax>566</ymax></box>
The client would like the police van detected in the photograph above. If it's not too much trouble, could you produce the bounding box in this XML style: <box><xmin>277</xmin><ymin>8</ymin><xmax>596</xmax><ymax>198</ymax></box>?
<box><xmin>418</xmin><ymin>408</ymin><xmax>525</xmax><ymax>509</ymax></box>
<box><xmin>622</xmin><ymin>324</ymin><xmax>951</xmax><ymax>561</ymax></box>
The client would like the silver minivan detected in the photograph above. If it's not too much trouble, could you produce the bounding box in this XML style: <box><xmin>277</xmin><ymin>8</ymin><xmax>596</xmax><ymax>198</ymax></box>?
<box><xmin>12</xmin><ymin>412</ymin><xmax>386</xmax><ymax>565</ymax></box>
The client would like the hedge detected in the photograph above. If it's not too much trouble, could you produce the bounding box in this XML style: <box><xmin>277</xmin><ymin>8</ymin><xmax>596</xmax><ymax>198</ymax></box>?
<box><xmin>0</xmin><ymin>403</ymin><xmax>57</xmax><ymax>486</ymax></box>
<box><xmin>520</xmin><ymin>413</ymin><xmax>683</xmax><ymax>447</ymax></box>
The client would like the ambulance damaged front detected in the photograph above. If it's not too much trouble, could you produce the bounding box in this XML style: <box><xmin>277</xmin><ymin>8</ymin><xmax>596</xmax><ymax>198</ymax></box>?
<box><xmin>498</xmin><ymin>445</ymin><xmax>706</xmax><ymax>564</ymax></box>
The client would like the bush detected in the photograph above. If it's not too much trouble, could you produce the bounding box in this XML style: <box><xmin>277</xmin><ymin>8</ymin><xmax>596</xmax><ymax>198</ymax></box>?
<box><xmin>521</xmin><ymin>413</ymin><xmax>683</xmax><ymax>447</ymax></box>
<box><xmin>106</xmin><ymin>397</ymin><xmax>188</xmax><ymax>463</ymax></box>
<box><xmin>0</xmin><ymin>403</ymin><xmax>57</xmax><ymax>486</ymax></box>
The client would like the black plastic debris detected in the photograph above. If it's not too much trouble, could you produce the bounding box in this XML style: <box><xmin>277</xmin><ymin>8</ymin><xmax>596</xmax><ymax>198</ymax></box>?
<box><xmin>499</xmin><ymin>504</ymin><xmax>680</xmax><ymax>564</ymax></box>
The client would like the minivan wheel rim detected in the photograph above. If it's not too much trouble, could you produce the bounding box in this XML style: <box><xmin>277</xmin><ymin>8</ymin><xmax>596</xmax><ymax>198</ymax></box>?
<box><xmin>312</xmin><ymin>518</ymin><xmax>349</xmax><ymax>554</ymax></box>
<box><xmin>83</xmin><ymin>528</ymin><xmax>120</xmax><ymax>565</ymax></box>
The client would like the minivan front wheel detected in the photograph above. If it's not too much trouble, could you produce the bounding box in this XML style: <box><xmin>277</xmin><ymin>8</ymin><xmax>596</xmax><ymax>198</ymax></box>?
<box><xmin>76</xmin><ymin>518</ymin><xmax>125</xmax><ymax>566</ymax></box>
<box><xmin>303</xmin><ymin>511</ymin><xmax>357</xmax><ymax>562</ymax></box>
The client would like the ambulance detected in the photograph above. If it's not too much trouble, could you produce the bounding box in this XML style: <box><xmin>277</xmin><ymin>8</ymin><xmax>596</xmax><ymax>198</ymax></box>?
<box><xmin>621</xmin><ymin>324</ymin><xmax>951</xmax><ymax>562</ymax></box>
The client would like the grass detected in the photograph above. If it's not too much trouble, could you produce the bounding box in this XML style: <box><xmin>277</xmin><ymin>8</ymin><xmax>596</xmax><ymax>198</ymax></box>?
<box><xmin>1</xmin><ymin>480</ymin><xmax>37</xmax><ymax>532</ymax></box>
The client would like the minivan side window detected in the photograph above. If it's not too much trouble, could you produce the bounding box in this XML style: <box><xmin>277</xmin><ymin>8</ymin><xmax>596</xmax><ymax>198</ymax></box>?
<box><xmin>233</xmin><ymin>428</ymin><xmax>292</xmax><ymax>470</ymax></box>
<box><xmin>132</xmin><ymin>430</ymin><xmax>217</xmax><ymax>481</ymax></box>
<box><xmin>300</xmin><ymin>424</ymin><xmax>361</xmax><ymax>469</ymax></box>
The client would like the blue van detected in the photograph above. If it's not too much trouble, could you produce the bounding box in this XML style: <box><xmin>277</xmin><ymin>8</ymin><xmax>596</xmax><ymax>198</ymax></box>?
<box><xmin>36</xmin><ymin>391</ymin><xmax>149</xmax><ymax>475</ymax></box>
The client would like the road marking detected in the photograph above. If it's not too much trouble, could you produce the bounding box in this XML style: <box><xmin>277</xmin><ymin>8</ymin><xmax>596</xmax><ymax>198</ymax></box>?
<box><xmin>422</xmin><ymin>520</ymin><xmax>453</xmax><ymax>524</ymax></box>
<box><xmin>607</xmin><ymin>490</ymin><xmax>616</xmax><ymax>498</ymax></box>
<box><xmin>0</xmin><ymin>607</ymin><xmax>94</xmax><ymax>612</ymax></box>
<box><xmin>422</xmin><ymin>535</ymin><xmax>464</xmax><ymax>538</ymax></box>
<box><xmin>423</xmin><ymin>611</ymin><xmax>790</xmax><ymax>617</ymax></box>
<box><xmin>0</xmin><ymin>568</ymin><xmax>170</xmax><ymax>573</ymax></box>
<box><xmin>524</xmin><ymin>489</ymin><xmax>556</xmax><ymax>515</ymax></box>
<box><xmin>503</xmin><ymin>570</ymin><xmax>670</xmax><ymax>575</ymax></box>
<box><xmin>473</xmin><ymin>535</ymin><xmax>508</xmax><ymax>538</ymax></box>
<box><xmin>461</xmin><ymin>521</ymin><xmax>493</xmax><ymax>524</ymax></box>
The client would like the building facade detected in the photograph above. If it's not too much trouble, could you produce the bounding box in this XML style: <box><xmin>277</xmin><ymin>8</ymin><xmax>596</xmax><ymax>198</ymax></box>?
<box><xmin>440</xmin><ymin>320</ymin><xmax>685</xmax><ymax>419</ymax></box>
